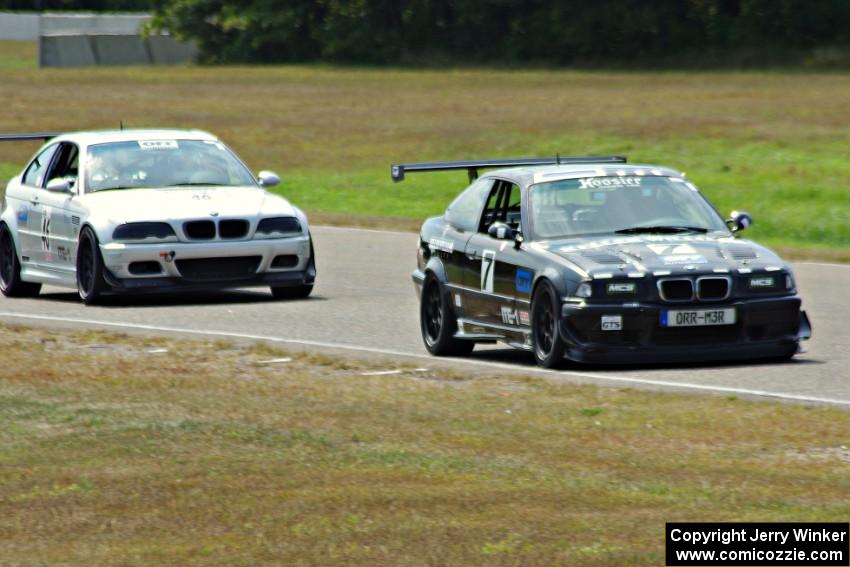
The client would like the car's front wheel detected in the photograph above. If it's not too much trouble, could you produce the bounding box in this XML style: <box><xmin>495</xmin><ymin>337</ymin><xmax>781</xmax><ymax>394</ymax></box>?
<box><xmin>420</xmin><ymin>274</ymin><xmax>474</xmax><ymax>356</ymax></box>
<box><xmin>270</xmin><ymin>283</ymin><xmax>313</xmax><ymax>300</ymax></box>
<box><xmin>531</xmin><ymin>279</ymin><xmax>566</xmax><ymax>368</ymax></box>
<box><xmin>76</xmin><ymin>227</ymin><xmax>107</xmax><ymax>305</ymax></box>
<box><xmin>0</xmin><ymin>224</ymin><xmax>41</xmax><ymax>298</ymax></box>
<box><xmin>270</xmin><ymin>236</ymin><xmax>315</xmax><ymax>300</ymax></box>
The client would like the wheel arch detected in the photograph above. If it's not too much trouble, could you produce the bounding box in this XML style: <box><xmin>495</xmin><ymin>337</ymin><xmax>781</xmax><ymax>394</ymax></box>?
<box><xmin>0</xmin><ymin>209</ymin><xmax>23</xmax><ymax>259</ymax></box>
<box><xmin>530</xmin><ymin>266</ymin><xmax>568</xmax><ymax>302</ymax></box>
<box><xmin>423</xmin><ymin>255</ymin><xmax>449</xmax><ymax>285</ymax></box>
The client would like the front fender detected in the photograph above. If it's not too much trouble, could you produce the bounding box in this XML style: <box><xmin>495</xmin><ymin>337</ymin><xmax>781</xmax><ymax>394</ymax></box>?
<box><xmin>531</xmin><ymin>266</ymin><xmax>571</xmax><ymax>301</ymax></box>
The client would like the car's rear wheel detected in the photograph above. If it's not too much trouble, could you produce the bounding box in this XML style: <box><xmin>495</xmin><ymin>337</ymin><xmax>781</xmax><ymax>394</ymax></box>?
<box><xmin>421</xmin><ymin>274</ymin><xmax>474</xmax><ymax>356</ymax></box>
<box><xmin>0</xmin><ymin>224</ymin><xmax>41</xmax><ymax>298</ymax></box>
<box><xmin>77</xmin><ymin>227</ymin><xmax>107</xmax><ymax>305</ymax></box>
<box><xmin>531</xmin><ymin>279</ymin><xmax>566</xmax><ymax>368</ymax></box>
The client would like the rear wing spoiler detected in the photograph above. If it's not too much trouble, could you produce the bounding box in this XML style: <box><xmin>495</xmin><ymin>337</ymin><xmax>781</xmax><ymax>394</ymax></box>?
<box><xmin>391</xmin><ymin>155</ymin><xmax>627</xmax><ymax>183</ymax></box>
<box><xmin>0</xmin><ymin>132</ymin><xmax>62</xmax><ymax>143</ymax></box>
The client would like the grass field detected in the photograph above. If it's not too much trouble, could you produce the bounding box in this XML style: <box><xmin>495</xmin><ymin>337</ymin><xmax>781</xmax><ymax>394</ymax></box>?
<box><xmin>0</xmin><ymin>41</ymin><xmax>848</xmax><ymax>258</ymax></box>
<box><xmin>0</xmin><ymin>324</ymin><xmax>848</xmax><ymax>565</ymax></box>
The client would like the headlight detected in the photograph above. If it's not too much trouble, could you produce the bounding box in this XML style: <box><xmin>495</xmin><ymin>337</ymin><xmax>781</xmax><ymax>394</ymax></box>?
<box><xmin>113</xmin><ymin>222</ymin><xmax>176</xmax><ymax>241</ymax></box>
<box><xmin>256</xmin><ymin>217</ymin><xmax>302</xmax><ymax>237</ymax></box>
<box><xmin>575</xmin><ymin>282</ymin><xmax>593</xmax><ymax>298</ymax></box>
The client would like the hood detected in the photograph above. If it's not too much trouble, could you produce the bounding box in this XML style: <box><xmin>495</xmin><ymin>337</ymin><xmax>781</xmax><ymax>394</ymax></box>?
<box><xmin>541</xmin><ymin>234</ymin><xmax>786</xmax><ymax>277</ymax></box>
<box><xmin>79</xmin><ymin>186</ymin><xmax>295</xmax><ymax>223</ymax></box>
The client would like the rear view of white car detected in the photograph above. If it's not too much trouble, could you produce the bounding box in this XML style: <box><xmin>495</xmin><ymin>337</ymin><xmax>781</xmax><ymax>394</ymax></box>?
<box><xmin>0</xmin><ymin>129</ymin><xmax>315</xmax><ymax>304</ymax></box>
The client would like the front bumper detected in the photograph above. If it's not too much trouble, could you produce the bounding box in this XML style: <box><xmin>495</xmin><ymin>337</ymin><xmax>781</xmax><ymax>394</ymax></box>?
<box><xmin>559</xmin><ymin>295</ymin><xmax>808</xmax><ymax>364</ymax></box>
<box><xmin>100</xmin><ymin>236</ymin><xmax>314</xmax><ymax>292</ymax></box>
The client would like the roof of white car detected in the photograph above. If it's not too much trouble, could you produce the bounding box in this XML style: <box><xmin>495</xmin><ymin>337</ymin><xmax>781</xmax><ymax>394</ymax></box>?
<box><xmin>54</xmin><ymin>128</ymin><xmax>218</xmax><ymax>146</ymax></box>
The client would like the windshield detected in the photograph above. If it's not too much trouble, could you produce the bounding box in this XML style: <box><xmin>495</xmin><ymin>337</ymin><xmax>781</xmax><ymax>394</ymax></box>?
<box><xmin>85</xmin><ymin>139</ymin><xmax>257</xmax><ymax>192</ymax></box>
<box><xmin>529</xmin><ymin>175</ymin><xmax>729</xmax><ymax>239</ymax></box>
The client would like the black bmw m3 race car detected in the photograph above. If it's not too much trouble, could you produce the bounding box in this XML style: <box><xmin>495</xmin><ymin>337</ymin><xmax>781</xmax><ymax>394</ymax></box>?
<box><xmin>392</xmin><ymin>156</ymin><xmax>812</xmax><ymax>367</ymax></box>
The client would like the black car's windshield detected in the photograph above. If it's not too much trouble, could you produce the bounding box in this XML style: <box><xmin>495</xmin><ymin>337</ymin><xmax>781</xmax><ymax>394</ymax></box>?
<box><xmin>85</xmin><ymin>139</ymin><xmax>257</xmax><ymax>192</ymax></box>
<box><xmin>529</xmin><ymin>175</ymin><xmax>729</xmax><ymax>239</ymax></box>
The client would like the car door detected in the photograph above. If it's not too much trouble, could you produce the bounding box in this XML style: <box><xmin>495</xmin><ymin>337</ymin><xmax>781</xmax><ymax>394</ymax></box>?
<box><xmin>17</xmin><ymin>143</ymin><xmax>59</xmax><ymax>267</ymax></box>
<box><xmin>40</xmin><ymin>142</ymin><xmax>81</xmax><ymax>278</ymax></box>
<box><xmin>463</xmin><ymin>180</ymin><xmax>531</xmax><ymax>330</ymax></box>
<box><xmin>439</xmin><ymin>177</ymin><xmax>494</xmax><ymax>313</ymax></box>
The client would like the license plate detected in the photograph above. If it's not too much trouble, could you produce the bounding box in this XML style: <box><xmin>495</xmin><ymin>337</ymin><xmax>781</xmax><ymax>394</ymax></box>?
<box><xmin>661</xmin><ymin>308</ymin><xmax>736</xmax><ymax>327</ymax></box>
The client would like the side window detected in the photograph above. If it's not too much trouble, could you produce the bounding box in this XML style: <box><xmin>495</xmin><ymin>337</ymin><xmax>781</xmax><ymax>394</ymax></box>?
<box><xmin>506</xmin><ymin>184</ymin><xmax>522</xmax><ymax>229</ymax></box>
<box><xmin>479</xmin><ymin>180</ymin><xmax>521</xmax><ymax>233</ymax></box>
<box><xmin>445</xmin><ymin>178</ymin><xmax>494</xmax><ymax>232</ymax></box>
<box><xmin>22</xmin><ymin>144</ymin><xmax>59</xmax><ymax>188</ymax></box>
<box><xmin>44</xmin><ymin>143</ymin><xmax>80</xmax><ymax>189</ymax></box>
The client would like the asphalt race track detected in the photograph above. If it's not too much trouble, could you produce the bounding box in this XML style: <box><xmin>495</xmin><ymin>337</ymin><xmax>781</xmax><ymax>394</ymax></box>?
<box><xmin>1</xmin><ymin>225</ymin><xmax>848</xmax><ymax>406</ymax></box>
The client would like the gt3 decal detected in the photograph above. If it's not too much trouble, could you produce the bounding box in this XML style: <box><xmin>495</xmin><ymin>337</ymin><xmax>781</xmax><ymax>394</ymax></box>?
<box><xmin>480</xmin><ymin>250</ymin><xmax>495</xmax><ymax>293</ymax></box>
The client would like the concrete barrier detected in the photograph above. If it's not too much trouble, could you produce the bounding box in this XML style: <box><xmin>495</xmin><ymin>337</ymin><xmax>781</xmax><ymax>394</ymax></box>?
<box><xmin>147</xmin><ymin>34</ymin><xmax>197</xmax><ymax>65</ymax></box>
<box><xmin>39</xmin><ymin>35</ymin><xmax>97</xmax><ymax>67</ymax></box>
<box><xmin>89</xmin><ymin>34</ymin><xmax>150</xmax><ymax>66</ymax></box>
<box><xmin>0</xmin><ymin>12</ymin><xmax>40</xmax><ymax>40</ymax></box>
<box><xmin>39</xmin><ymin>33</ymin><xmax>197</xmax><ymax>67</ymax></box>
<box><xmin>40</xmin><ymin>13</ymin><xmax>149</xmax><ymax>35</ymax></box>
<box><xmin>25</xmin><ymin>12</ymin><xmax>195</xmax><ymax>67</ymax></box>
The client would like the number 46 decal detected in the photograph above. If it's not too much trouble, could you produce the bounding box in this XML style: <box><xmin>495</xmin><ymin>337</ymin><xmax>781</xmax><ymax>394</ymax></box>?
<box><xmin>480</xmin><ymin>250</ymin><xmax>495</xmax><ymax>293</ymax></box>
<box><xmin>41</xmin><ymin>216</ymin><xmax>51</xmax><ymax>251</ymax></box>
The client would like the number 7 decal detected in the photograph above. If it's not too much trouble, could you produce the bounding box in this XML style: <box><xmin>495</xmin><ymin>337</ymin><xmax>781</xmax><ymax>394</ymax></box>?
<box><xmin>480</xmin><ymin>250</ymin><xmax>495</xmax><ymax>293</ymax></box>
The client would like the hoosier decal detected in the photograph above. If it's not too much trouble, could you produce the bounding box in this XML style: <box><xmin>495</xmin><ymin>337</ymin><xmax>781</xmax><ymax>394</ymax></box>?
<box><xmin>578</xmin><ymin>176</ymin><xmax>642</xmax><ymax>189</ymax></box>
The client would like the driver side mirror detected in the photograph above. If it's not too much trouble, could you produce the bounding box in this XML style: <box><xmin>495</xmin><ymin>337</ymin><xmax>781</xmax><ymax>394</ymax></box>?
<box><xmin>488</xmin><ymin>222</ymin><xmax>523</xmax><ymax>248</ymax></box>
<box><xmin>257</xmin><ymin>170</ymin><xmax>280</xmax><ymax>188</ymax></box>
<box><xmin>727</xmin><ymin>210</ymin><xmax>753</xmax><ymax>233</ymax></box>
<box><xmin>46</xmin><ymin>178</ymin><xmax>72</xmax><ymax>194</ymax></box>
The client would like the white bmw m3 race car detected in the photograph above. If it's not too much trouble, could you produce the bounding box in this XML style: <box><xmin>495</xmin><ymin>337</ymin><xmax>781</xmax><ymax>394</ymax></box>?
<box><xmin>0</xmin><ymin>129</ymin><xmax>315</xmax><ymax>304</ymax></box>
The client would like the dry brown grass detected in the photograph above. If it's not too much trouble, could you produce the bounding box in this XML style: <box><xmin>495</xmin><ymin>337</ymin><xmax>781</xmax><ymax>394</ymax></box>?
<box><xmin>2</xmin><ymin>62</ymin><xmax>850</xmax><ymax>170</ymax></box>
<box><xmin>0</xmin><ymin>324</ymin><xmax>848</xmax><ymax>565</ymax></box>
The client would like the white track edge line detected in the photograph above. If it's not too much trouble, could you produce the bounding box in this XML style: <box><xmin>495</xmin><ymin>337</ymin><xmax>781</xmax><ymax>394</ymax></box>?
<box><xmin>2</xmin><ymin>311</ymin><xmax>848</xmax><ymax>407</ymax></box>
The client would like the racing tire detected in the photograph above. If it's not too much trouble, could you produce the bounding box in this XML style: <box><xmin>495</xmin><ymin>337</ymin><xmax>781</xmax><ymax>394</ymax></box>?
<box><xmin>0</xmin><ymin>224</ymin><xmax>41</xmax><ymax>298</ymax></box>
<box><xmin>420</xmin><ymin>274</ymin><xmax>474</xmax><ymax>357</ymax></box>
<box><xmin>531</xmin><ymin>279</ymin><xmax>566</xmax><ymax>368</ymax></box>
<box><xmin>270</xmin><ymin>283</ymin><xmax>314</xmax><ymax>300</ymax></box>
<box><xmin>76</xmin><ymin>227</ymin><xmax>107</xmax><ymax>305</ymax></box>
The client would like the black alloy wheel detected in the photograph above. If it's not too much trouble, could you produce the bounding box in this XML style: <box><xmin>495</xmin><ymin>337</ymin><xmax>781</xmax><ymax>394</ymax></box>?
<box><xmin>420</xmin><ymin>274</ymin><xmax>473</xmax><ymax>356</ymax></box>
<box><xmin>531</xmin><ymin>280</ymin><xmax>566</xmax><ymax>368</ymax></box>
<box><xmin>0</xmin><ymin>225</ymin><xmax>41</xmax><ymax>297</ymax></box>
<box><xmin>76</xmin><ymin>227</ymin><xmax>107</xmax><ymax>305</ymax></box>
